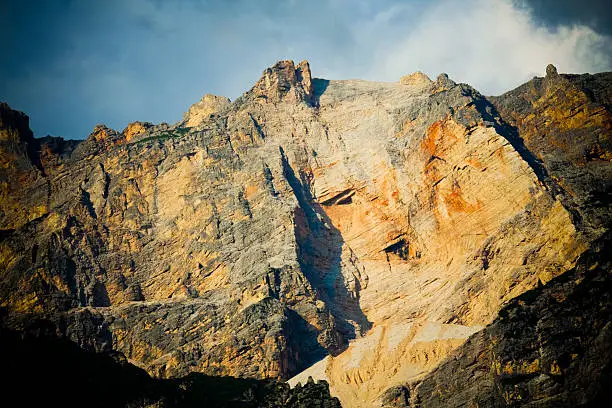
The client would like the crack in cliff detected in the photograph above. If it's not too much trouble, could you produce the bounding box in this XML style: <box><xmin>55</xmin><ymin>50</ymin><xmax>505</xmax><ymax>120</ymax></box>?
<box><xmin>280</xmin><ymin>146</ymin><xmax>371</xmax><ymax>346</ymax></box>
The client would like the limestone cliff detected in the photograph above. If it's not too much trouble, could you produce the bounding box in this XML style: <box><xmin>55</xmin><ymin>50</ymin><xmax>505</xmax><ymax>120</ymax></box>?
<box><xmin>183</xmin><ymin>95</ymin><xmax>231</xmax><ymax>128</ymax></box>
<box><xmin>0</xmin><ymin>61</ymin><xmax>610</xmax><ymax>407</ymax></box>
<box><xmin>380</xmin><ymin>231</ymin><xmax>611</xmax><ymax>407</ymax></box>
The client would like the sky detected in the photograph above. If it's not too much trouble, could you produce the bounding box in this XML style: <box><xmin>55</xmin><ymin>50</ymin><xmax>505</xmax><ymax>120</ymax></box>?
<box><xmin>1</xmin><ymin>0</ymin><xmax>611</xmax><ymax>140</ymax></box>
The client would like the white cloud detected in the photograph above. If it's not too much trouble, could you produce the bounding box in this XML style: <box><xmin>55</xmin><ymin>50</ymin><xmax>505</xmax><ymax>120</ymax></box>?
<box><xmin>373</xmin><ymin>0</ymin><xmax>611</xmax><ymax>94</ymax></box>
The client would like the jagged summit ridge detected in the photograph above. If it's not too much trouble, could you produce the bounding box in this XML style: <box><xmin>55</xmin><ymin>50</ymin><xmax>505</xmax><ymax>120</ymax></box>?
<box><xmin>248</xmin><ymin>59</ymin><xmax>314</xmax><ymax>105</ymax></box>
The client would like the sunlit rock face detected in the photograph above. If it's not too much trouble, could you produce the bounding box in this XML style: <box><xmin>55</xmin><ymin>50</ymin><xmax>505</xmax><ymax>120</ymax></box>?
<box><xmin>183</xmin><ymin>94</ymin><xmax>231</xmax><ymax>128</ymax></box>
<box><xmin>122</xmin><ymin>121</ymin><xmax>153</xmax><ymax>143</ymax></box>
<box><xmin>0</xmin><ymin>102</ymin><xmax>48</xmax><ymax>230</ymax></box>
<box><xmin>0</xmin><ymin>61</ymin><xmax>610</xmax><ymax>407</ymax></box>
<box><xmin>490</xmin><ymin>65</ymin><xmax>612</xmax><ymax>233</ymax></box>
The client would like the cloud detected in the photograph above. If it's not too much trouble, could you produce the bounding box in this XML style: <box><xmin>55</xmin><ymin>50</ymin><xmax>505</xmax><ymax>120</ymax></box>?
<box><xmin>375</xmin><ymin>0</ymin><xmax>612</xmax><ymax>95</ymax></box>
<box><xmin>1</xmin><ymin>0</ymin><xmax>610</xmax><ymax>138</ymax></box>
<box><xmin>515</xmin><ymin>0</ymin><xmax>612</xmax><ymax>36</ymax></box>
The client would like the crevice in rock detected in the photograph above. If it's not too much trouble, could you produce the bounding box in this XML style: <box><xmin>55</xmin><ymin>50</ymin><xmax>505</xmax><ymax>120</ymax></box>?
<box><xmin>280</xmin><ymin>146</ymin><xmax>371</xmax><ymax>348</ymax></box>
<box><xmin>320</xmin><ymin>188</ymin><xmax>356</xmax><ymax>206</ymax></box>
<box><xmin>262</xmin><ymin>162</ymin><xmax>278</xmax><ymax>198</ymax></box>
<box><xmin>80</xmin><ymin>188</ymin><xmax>97</xmax><ymax>219</ymax></box>
<box><xmin>248</xmin><ymin>113</ymin><xmax>265</xmax><ymax>141</ymax></box>
<box><xmin>384</xmin><ymin>238</ymin><xmax>411</xmax><ymax>261</ymax></box>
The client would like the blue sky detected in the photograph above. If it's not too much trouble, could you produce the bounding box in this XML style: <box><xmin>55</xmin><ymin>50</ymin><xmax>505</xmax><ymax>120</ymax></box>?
<box><xmin>1</xmin><ymin>0</ymin><xmax>611</xmax><ymax>139</ymax></box>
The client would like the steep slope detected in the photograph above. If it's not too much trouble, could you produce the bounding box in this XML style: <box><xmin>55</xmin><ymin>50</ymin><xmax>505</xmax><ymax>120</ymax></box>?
<box><xmin>380</xmin><ymin>231</ymin><xmax>611</xmax><ymax>407</ymax></box>
<box><xmin>489</xmin><ymin>65</ymin><xmax>612</xmax><ymax>234</ymax></box>
<box><xmin>0</xmin><ymin>61</ymin><xmax>610</xmax><ymax>407</ymax></box>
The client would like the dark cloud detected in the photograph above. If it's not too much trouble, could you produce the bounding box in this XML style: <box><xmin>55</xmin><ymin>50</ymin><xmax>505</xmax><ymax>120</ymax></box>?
<box><xmin>518</xmin><ymin>0</ymin><xmax>612</xmax><ymax>35</ymax></box>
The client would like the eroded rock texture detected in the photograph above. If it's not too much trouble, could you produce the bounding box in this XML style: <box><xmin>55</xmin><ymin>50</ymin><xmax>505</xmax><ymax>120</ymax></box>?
<box><xmin>0</xmin><ymin>61</ymin><xmax>610</xmax><ymax>407</ymax></box>
<box><xmin>383</xmin><ymin>231</ymin><xmax>611</xmax><ymax>407</ymax></box>
<box><xmin>490</xmin><ymin>65</ymin><xmax>612</xmax><ymax>233</ymax></box>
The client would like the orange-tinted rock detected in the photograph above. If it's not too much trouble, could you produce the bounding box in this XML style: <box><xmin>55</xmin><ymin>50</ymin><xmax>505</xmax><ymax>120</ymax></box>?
<box><xmin>399</xmin><ymin>71</ymin><xmax>432</xmax><ymax>88</ymax></box>
<box><xmin>183</xmin><ymin>94</ymin><xmax>231</xmax><ymax>127</ymax></box>
<box><xmin>490</xmin><ymin>67</ymin><xmax>612</xmax><ymax>231</ymax></box>
<box><xmin>122</xmin><ymin>121</ymin><xmax>152</xmax><ymax>142</ymax></box>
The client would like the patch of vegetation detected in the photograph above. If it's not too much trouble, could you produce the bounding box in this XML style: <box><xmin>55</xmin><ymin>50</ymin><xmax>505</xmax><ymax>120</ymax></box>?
<box><xmin>131</xmin><ymin>127</ymin><xmax>191</xmax><ymax>145</ymax></box>
<box><xmin>174</xmin><ymin>127</ymin><xmax>191</xmax><ymax>135</ymax></box>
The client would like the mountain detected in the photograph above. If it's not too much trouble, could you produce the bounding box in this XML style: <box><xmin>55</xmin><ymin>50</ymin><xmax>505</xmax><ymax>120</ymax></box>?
<box><xmin>0</xmin><ymin>60</ymin><xmax>610</xmax><ymax>407</ymax></box>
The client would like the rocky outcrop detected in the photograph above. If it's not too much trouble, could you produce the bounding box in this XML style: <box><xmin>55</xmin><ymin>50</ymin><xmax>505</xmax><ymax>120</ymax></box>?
<box><xmin>382</xmin><ymin>231</ymin><xmax>611</xmax><ymax>407</ymax></box>
<box><xmin>399</xmin><ymin>72</ymin><xmax>432</xmax><ymax>88</ymax></box>
<box><xmin>0</xmin><ymin>61</ymin><xmax>610</xmax><ymax>407</ymax></box>
<box><xmin>123</xmin><ymin>121</ymin><xmax>154</xmax><ymax>142</ymax></box>
<box><xmin>0</xmin><ymin>102</ymin><xmax>35</xmax><ymax>143</ymax></box>
<box><xmin>183</xmin><ymin>95</ymin><xmax>231</xmax><ymax>128</ymax></box>
<box><xmin>247</xmin><ymin>60</ymin><xmax>314</xmax><ymax>105</ymax></box>
<box><xmin>0</xmin><ymin>102</ymin><xmax>48</xmax><ymax>230</ymax></box>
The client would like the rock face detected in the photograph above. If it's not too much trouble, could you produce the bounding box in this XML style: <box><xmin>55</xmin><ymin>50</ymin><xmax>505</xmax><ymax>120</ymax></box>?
<box><xmin>0</xmin><ymin>62</ymin><xmax>610</xmax><ymax>407</ymax></box>
<box><xmin>123</xmin><ymin>121</ymin><xmax>154</xmax><ymax>142</ymax></box>
<box><xmin>383</xmin><ymin>231</ymin><xmax>612</xmax><ymax>407</ymax></box>
<box><xmin>0</xmin><ymin>102</ymin><xmax>48</xmax><ymax>230</ymax></box>
<box><xmin>183</xmin><ymin>95</ymin><xmax>231</xmax><ymax>128</ymax></box>
<box><xmin>489</xmin><ymin>67</ymin><xmax>612</xmax><ymax>232</ymax></box>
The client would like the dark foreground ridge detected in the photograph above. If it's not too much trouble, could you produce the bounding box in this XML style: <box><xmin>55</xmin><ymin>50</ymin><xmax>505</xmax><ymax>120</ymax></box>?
<box><xmin>0</xmin><ymin>317</ymin><xmax>341</xmax><ymax>408</ymax></box>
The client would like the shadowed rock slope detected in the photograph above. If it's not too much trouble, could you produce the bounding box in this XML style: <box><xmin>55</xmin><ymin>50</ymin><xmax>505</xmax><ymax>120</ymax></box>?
<box><xmin>0</xmin><ymin>61</ymin><xmax>610</xmax><ymax>407</ymax></box>
<box><xmin>0</xmin><ymin>317</ymin><xmax>340</xmax><ymax>408</ymax></box>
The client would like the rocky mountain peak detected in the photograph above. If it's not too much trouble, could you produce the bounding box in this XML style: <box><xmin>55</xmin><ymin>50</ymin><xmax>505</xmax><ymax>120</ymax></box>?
<box><xmin>0</xmin><ymin>102</ymin><xmax>34</xmax><ymax>143</ymax></box>
<box><xmin>90</xmin><ymin>124</ymin><xmax>120</xmax><ymax>141</ymax></box>
<box><xmin>399</xmin><ymin>71</ymin><xmax>432</xmax><ymax>87</ymax></box>
<box><xmin>248</xmin><ymin>59</ymin><xmax>314</xmax><ymax>105</ymax></box>
<box><xmin>183</xmin><ymin>94</ymin><xmax>231</xmax><ymax>127</ymax></box>
<box><xmin>431</xmin><ymin>72</ymin><xmax>456</xmax><ymax>93</ymax></box>
<box><xmin>544</xmin><ymin>63</ymin><xmax>562</xmax><ymax>90</ymax></box>
<box><xmin>122</xmin><ymin>121</ymin><xmax>153</xmax><ymax>142</ymax></box>
<box><xmin>295</xmin><ymin>59</ymin><xmax>313</xmax><ymax>97</ymax></box>
<box><xmin>86</xmin><ymin>124</ymin><xmax>127</xmax><ymax>151</ymax></box>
